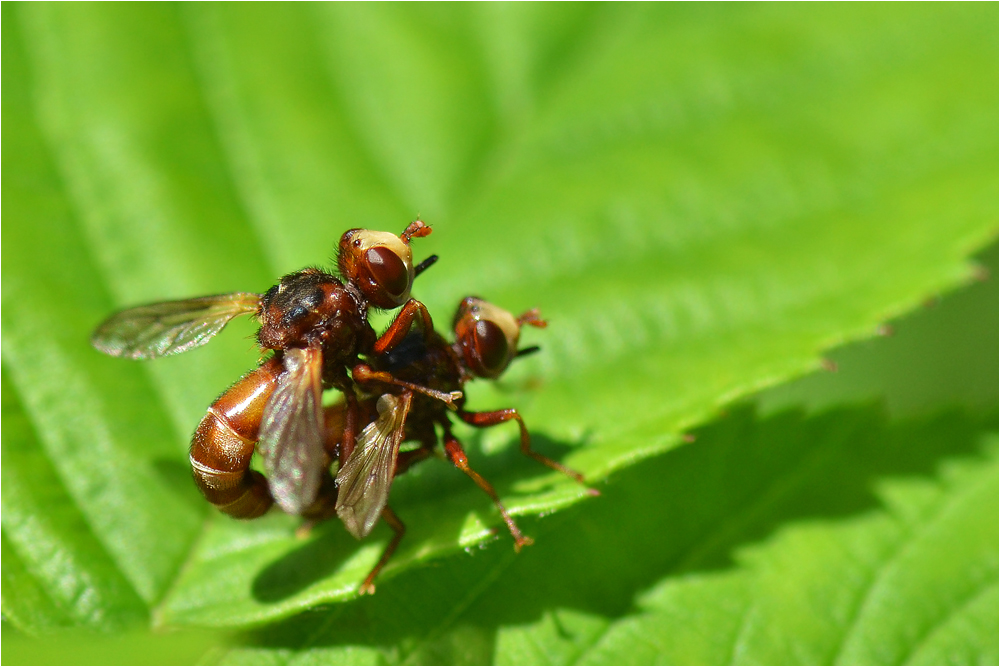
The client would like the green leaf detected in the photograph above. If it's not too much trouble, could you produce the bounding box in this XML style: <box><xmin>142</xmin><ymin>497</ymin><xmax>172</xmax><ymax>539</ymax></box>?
<box><xmin>1</xmin><ymin>626</ymin><xmax>227</xmax><ymax>666</ymax></box>
<box><xmin>509</xmin><ymin>410</ymin><xmax>999</xmax><ymax>666</ymax></box>
<box><xmin>760</xmin><ymin>245</ymin><xmax>1000</xmax><ymax>419</ymax></box>
<box><xmin>2</xmin><ymin>0</ymin><xmax>996</xmax><ymax>650</ymax></box>
<box><xmin>217</xmin><ymin>406</ymin><xmax>998</xmax><ymax>665</ymax></box>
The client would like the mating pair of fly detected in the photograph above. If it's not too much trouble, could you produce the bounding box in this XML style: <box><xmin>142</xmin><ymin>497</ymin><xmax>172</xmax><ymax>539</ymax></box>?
<box><xmin>92</xmin><ymin>220</ymin><xmax>590</xmax><ymax>594</ymax></box>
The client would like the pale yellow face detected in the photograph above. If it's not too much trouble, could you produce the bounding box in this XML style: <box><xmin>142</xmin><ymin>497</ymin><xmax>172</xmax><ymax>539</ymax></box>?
<box><xmin>339</xmin><ymin>229</ymin><xmax>416</xmax><ymax>308</ymax></box>
<box><xmin>350</xmin><ymin>230</ymin><xmax>414</xmax><ymax>271</ymax></box>
<box><xmin>466</xmin><ymin>299</ymin><xmax>521</xmax><ymax>353</ymax></box>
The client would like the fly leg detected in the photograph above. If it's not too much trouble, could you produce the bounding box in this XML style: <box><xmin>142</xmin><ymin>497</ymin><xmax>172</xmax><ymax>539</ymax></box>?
<box><xmin>296</xmin><ymin>398</ymin><xmax>378</xmax><ymax>535</ymax></box>
<box><xmin>441</xmin><ymin>422</ymin><xmax>533</xmax><ymax>551</ymax></box>
<box><xmin>372</xmin><ymin>299</ymin><xmax>435</xmax><ymax>355</ymax></box>
<box><xmin>352</xmin><ymin>363</ymin><xmax>461</xmax><ymax>408</ymax></box>
<box><xmin>363</xmin><ymin>296</ymin><xmax>461</xmax><ymax>406</ymax></box>
<box><xmin>359</xmin><ymin>506</ymin><xmax>406</xmax><ymax>595</ymax></box>
<box><xmin>458</xmin><ymin>408</ymin><xmax>594</xmax><ymax>490</ymax></box>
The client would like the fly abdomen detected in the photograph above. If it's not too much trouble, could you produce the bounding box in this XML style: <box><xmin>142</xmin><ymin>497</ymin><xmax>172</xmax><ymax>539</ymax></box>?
<box><xmin>189</xmin><ymin>357</ymin><xmax>282</xmax><ymax>518</ymax></box>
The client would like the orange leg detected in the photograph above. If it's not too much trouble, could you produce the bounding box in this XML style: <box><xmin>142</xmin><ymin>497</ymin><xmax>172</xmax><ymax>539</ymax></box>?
<box><xmin>359</xmin><ymin>506</ymin><xmax>406</xmax><ymax>595</ymax></box>
<box><xmin>352</xmin><ymin>363</ymin><xmax>461</xmax><ymax>408</ymax></box>
<box><xmin>442</xmin><ymin>423</ymin><xmax>533</xmax><ymax>551</ymax></box>
<box><xmin>372</xmin><ymin>299</ymin><xmax>435</xmax><ymax>355</ymax></box>
<box><xmin>458</xmin><ymin>408</ymin><xmax>592</xmax><ymax>487</ymax></box>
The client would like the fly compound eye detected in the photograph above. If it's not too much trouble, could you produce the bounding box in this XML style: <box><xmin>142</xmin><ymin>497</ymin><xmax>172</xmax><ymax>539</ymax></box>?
<box><xmin>455</xmin><ymin>298</ymin><xmax>522</xmax><ymax>379</ymax></box>
<box><xmin>339</xmin><ymin>229</ymin><xmax>414</xmax><ymax>308</ymax></box>
<box><xmin>366</xmin><ymin>245</ymin><xmax>409</xmax><ymax>304</ymax></box>
<box><xmin>472</xmin><ymin>319</ymin><xmax>510</xmax><ymax>377</ymax></box>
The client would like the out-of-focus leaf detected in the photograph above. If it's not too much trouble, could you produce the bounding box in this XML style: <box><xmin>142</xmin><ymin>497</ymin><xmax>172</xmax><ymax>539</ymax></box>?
<box><xmin>2</xmin><ymin>1</ymin><xmax>996</xmax><ymax>639</ymax></box>
<box><xmin>760</xmin><ymin>243</ymin><xmax>999</xmax><ymax>418</ymax></box>
<box><xmin>1</xmin><ymin>627</ymin><xmax>226</xmax><ymax>666</ymax></box>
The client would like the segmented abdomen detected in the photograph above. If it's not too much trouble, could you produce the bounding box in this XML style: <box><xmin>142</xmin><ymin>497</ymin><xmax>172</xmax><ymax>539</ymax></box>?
<box><xmin>189</xmin><ymin>357</ymin><xmax>282</xmax><ymax>518</ymax></box>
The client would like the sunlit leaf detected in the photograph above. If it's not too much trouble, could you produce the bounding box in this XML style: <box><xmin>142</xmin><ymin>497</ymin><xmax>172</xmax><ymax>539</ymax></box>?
<box><xmin>2</xmin><ymin>3</ymin><xmax>996</xmax><ymax>659</ymax></box>
<box><xmin>217</xmin><ymin>406</ymin><xmax>998</xmax><ymax>665</ymax></box>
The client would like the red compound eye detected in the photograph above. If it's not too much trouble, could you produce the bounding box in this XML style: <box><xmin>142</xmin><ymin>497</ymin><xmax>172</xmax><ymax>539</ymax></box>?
<box><xmin>472</xmin><ymin>319</ymin><xmax>510</xmax><ymax>377</ymax></box>
<box><xmin>366</xmin><ymin>246</ymin><xmax>409</xmax><ymax>302</ymax></box>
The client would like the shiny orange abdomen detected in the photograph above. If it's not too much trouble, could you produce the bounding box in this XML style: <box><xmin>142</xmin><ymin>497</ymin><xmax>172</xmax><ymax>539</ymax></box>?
<box><xmin>189</xmin><ymin>357</ymin><xmax>282</xmax><ymax>518</ymax></box>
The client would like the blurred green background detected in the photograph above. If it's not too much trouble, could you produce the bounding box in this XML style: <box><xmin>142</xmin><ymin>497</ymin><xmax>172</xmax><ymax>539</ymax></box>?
<box><xmin>3</xmin><ymin>4</ymin><xmax>996</xmax><ymax>664</ymax></box>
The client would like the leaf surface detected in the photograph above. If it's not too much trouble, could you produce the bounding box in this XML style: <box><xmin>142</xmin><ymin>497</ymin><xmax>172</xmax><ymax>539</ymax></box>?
<box><xmin>218</xmin><ymin>406</ymin><xmax>998</xmax><ymax>665</ymax></box>
<box><xmin>2</xmin><ymin>2</ymin><xmax>996</xmax><ymax>649</ymax></box>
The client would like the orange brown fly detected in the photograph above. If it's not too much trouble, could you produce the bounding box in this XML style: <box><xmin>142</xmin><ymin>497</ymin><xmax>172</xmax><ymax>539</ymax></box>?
<box><xmin>315</xmin><ymin>297</ymin><xmax>594</xmax><ymax>593</ymax></box>
<box><xmin>91</xmin><ymin>221</ymin><xmax>455</xmax><ymax>519</ymax></box>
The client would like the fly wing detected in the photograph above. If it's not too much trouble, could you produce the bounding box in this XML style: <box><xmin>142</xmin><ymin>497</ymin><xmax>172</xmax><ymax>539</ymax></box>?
<box><xmin>91</xmin><ymin>293</ymin><xmax>261</xmax><ymax>359</ymax></box>
<box><xmin>335</xmin><ymin>392</ymin><xmax>412</xmax><ymax>539</ymax></box>
<box><xmin>259</xmin><ymin>347</ymin><xmax>325</xmax><ymax>515</ymax></box>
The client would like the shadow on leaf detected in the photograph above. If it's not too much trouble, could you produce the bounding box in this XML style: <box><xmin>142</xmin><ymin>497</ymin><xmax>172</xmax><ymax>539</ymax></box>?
<box><xmin>251</xmin><ymin>522</ymin><xmax>357</xmax><ymax>603</ymax></box>
<box><xmin>244</xmin><ymin>430</ymin><xmax>589</xmax><ymax>605</ymax></box>
<box><xmin>233</xmin><ymin>402</ymin><xmax>996</xmax><ymax>662</ymax></box>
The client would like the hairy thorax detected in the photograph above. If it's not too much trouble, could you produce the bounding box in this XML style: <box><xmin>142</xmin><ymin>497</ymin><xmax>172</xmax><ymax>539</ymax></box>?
<box><xmin>256</xmin><ymin>269</ymin><xmax>376</xmax><ymax>384</ymax></box>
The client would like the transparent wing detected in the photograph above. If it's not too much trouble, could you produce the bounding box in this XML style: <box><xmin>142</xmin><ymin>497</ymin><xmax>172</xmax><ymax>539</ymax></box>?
<box><xmin>91</xmin><ymin>292</ymin><xmax>261</xmax><ymax>359</ymax></box>
<box><xmin>335</xmin><ymin>392</ymin><xmax>412</xmax><ymax>539</ymax></box>
<box><xmin>259</xmin><ymin>347</ymin><xmax>326</xmax><ymax>515</ymax></box>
